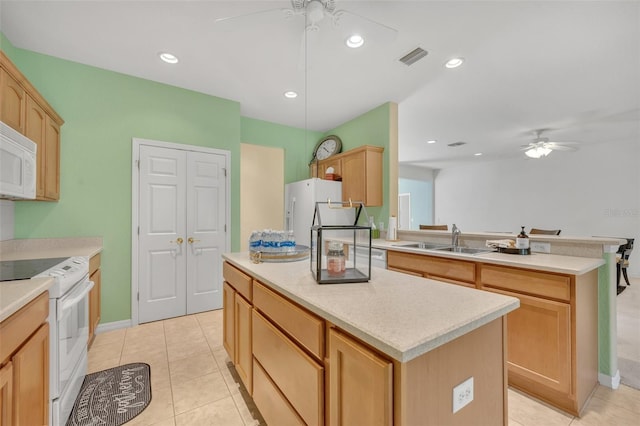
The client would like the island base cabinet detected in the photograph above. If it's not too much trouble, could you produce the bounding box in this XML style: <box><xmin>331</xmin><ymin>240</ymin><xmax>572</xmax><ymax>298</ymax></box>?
<box><xmin>234</xmin><ymin>292</ymin><xmax>252</xmax><ymax>394</ymax></box>
<box><xmin>253</xmin><ymin>359</ymin><xmax>305</xmax><ymax>426</ymax></box>
<box><xmin>0</xmin><ymin>362</ymin><xmax>12</xmax><ymax>425</ymax></box>
<box><xmin>252</xmin><ymin>310</ymin><xmax>323</xmax><ymax>426</ymax></box>
<box><xmin>222</xmin><ymin>282</ymin><xmax>235</xmax><ymax>362</ymax></box>
<box><xmin>328</xmin><ymin>328</ymin><xmax>393</xmax><ymax>426</ymax></box>
<box><xmin>394</xmin><ymin>318</ymin><xmax>507</xmax><ymax>426</ymax></box>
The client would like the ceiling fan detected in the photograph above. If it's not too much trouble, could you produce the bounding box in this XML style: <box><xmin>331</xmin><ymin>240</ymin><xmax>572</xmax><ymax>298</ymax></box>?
<box><xmin>215</xmin><ymin>0</ymin><xmax>397</xmax><ymax>41</ymax></box>
<box><xmin>521</xmin><ymin>130</ymin><xmax>579</xmax><ymax>158</ymax></box>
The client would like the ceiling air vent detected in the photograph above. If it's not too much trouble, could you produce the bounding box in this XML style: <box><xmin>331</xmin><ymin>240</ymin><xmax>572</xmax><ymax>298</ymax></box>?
<box><xmin>399</xmin><ymin>47</ymin><xmax>428</xmax><ymax>66</ymax></box>
<box><xmin>447</xmin><ymin>141</ymin><xmax>467</xmax><ymax>147</ymax></box>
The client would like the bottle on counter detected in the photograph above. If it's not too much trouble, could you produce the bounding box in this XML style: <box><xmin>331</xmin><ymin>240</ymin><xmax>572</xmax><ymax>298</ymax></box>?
<box><xmin>369</xmin><ymin>216</ymin><xmax>380</xmax><ymax>239</ymax></box>
<box><xmin>516</xmin><ymin>226</ymin><xmax>530</xmax><ymax>249</ymax></box>
<box><xmin>326</xmin><ymin>241</ymin><xmax>346</xmax><ymax>277</ymax></box>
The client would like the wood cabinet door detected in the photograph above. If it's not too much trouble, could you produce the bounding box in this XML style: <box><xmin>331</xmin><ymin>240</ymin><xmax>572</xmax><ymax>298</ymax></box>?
<box><xmin>491</xmin><ymin>288</ymin><xmax>571</xmax><ymax>394</ymax></box>
<box><xmin>234</xmin><ymin>293</ymin><xmax>253</xmax><ymax>394</ymax></box>
<box><xmin>25</xmin><ymin>95</ymin><xmax>47</xmax><ymax>198</ymax></box>
<box><xmin>329</xmin><ymin>328</ymin><xmax>392</xmax><ymax>426</ymax></box>
<box><xmin>12</xmin><ymin>322</ymin><xmax>49</xmax><ymax>426</ymax></box>
<box><xmin>89</xmin><ymin>268</ymin><xmax>101</xmax><ymax>347</ymax></box>
<box><xmin>222</xmin><ymin>282</ymin><xmax>235</xmax><ymax>362</ymax></box>
<box><xmin>0</xmin><ymin>361</ymin><xmax>13</xmax><ymax>426</ymax></box>
<box><xmin>44</xmin><ymin>116</ymin><xmax>60</xmax><ymax>200</ymax></box>
<box><xmin>0</xmin><ymin>68</ymin><xmax>26</xmax><ymax>133</ymax></box>
<box><xmin>341</xmin><ymin>151</ymin><xmax>365</xmax><ymax>205</ymax></box>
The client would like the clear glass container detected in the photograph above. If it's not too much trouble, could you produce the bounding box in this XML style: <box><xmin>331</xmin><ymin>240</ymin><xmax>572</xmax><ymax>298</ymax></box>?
<box><xmin>310</xmin><ymin>201</ymin><xmax>371</xmax><ymax>284</ymax></box>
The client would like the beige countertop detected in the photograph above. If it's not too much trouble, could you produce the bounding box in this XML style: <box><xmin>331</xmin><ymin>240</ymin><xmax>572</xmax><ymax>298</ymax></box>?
<box><xmin>0</xmin><ymin>237</ymin><xmax>103</xmax><ymax>322</ymax></box>
<box><xmin>223</xmin><ymin>252</ymin><xmax>519</xmax><ymax>363</ymax></box>
<box><xmin>373</xmin><ymin>239</ymin><xmax>605</xmax><ymax>275</ymax></box>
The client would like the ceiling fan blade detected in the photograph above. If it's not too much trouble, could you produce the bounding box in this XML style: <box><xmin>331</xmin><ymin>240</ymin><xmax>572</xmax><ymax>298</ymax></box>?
<box><xmin>213</xmin><ymin>7</ymin><xmax>288</xmax><ymax>29</ymax></box>
<box><xmin>547</xmin><ymin>144</ymin><xmax>578</xmax><ymax>152</ymax></box>
<box><xmin>332</xmin><ymin>9</ymin><xmax>398</xmax><ymax>43</ymax></box>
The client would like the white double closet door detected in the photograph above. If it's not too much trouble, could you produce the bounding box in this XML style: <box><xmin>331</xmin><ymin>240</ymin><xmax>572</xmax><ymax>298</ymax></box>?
<box><xmin>138</xmin><ymin>143</ymin><xmax>227</xmax><ymax>324</ymax></box>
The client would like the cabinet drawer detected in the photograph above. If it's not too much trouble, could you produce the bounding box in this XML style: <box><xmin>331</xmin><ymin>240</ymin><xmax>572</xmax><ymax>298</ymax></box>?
<box><xmin>387</xmin><ymin>251</ymin><xmax>476</xmax><ymax>284</ymax></box>
<box><xmin>480</xmin><ymin>264</ymin><xmax>571</xmax><ymax>301</ymax></box>
<box><xmin>253</xmin><ymin>359</ymin><xmax>305</xmax><ymax>426</ymax></box>
<box><xmin>252</xmin><ymin>310</ymin><xmax>323</xmax><ymax>426</ymax></box>
<box><xmin>223</xmin><ymin>261</ymin><xmax>252</xmax><ymax>301</ymax></box>
<box><xmin>253</xmin><ymin>281</ymin><xmax>324</xmax><ymax>360</ymax></box>
<box><xmin>89</xmin><ymin>253</ymin><xmax>101</xmax><ymax>276</ymax></box>
<box><xmin>0</xmin><ymin>292</ymin><xmax>48</xmax><ymax>364</ymax></box>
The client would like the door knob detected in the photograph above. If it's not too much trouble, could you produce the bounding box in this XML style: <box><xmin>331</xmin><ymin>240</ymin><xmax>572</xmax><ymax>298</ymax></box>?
<box><xmin>188</xmin><ymin>237</ymin><xmax>200</xmax><ymax>244</ymax></box>
<box><xmin>171</xmin><ymin>237</ymin><xmax>184</xmax><ymax>245</ymax></box>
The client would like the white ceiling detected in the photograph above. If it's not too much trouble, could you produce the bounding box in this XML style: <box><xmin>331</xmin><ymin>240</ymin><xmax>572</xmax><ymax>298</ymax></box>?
<box><xmin>1</xmin><ymin>0</ymin><xmax>638</xmax><ymax>168</ymax></box>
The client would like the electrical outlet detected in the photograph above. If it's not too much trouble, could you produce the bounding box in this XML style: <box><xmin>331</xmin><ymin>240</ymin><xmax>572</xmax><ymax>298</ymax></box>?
<box><xmin>452</xmin><ymin>377</ymin><xmax>474</xmax><ymax>413</ymax></box>
<box><xmin>530</xmin><ymin>242</ymin><xmax>551</xmax><ymax>253</ymax></box>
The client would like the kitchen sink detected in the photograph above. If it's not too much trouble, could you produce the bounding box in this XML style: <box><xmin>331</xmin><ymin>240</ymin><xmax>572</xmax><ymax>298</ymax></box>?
<box><xmin>392</xmin><ymin>242</ymin><xmax>452</xmax><ymax>250</ymax></box>
<box><xmin>432</xmin><ymin>246</ymin><xmax>495</xmax><ymax>255</ymax></box>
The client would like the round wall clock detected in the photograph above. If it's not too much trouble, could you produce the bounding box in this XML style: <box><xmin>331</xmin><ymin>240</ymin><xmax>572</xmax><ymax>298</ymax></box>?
<box><xmin>312</xmin><ymin>135</ymin><xmax>342</xmax><ymax>161</ymax></box>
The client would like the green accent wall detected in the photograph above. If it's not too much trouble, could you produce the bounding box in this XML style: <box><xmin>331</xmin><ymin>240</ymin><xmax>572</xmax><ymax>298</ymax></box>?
<box><xmin>240</xmin><ymin>117</ymin><xmax>323</xmax><ymax>184</ymax></box>
<box><xmin>325</xmin><ymin>103</ymin><xmax>394</xmax><ymax>227</ymax></box>
<box><xmin>5</xmin><ymin>43</ymin><xmax>241</xmax><ymax>323</ymax></box>
<box><xmin>2</xmin><ymin>36</ymin><xmax>394</xmax><ymax>325</ymax></box>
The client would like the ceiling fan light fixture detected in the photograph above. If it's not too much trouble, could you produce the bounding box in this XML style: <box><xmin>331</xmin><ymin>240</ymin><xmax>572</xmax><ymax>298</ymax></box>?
<box><xmin>346</xmin><ymin>34</ymin><xmax>364</xmax><ymax>48</ymax></box>
<box><xmin>159</xmin><ymin>52</ymin><xmax>178</xmax><ymax>64</ymax></box>
<box><xmin>525</xmin><ymin>146</ymin><xmax>552</xmax><ymax>158</ymax></box>
<box><xmin>445</xmin><ymin>57</ymin><xmax>464</xmax><ymax>68</ymax></box>
<box><xmin>284</xmin><ymin>91</ymin><xmax>298</xmax><ymax>99</ymax></box>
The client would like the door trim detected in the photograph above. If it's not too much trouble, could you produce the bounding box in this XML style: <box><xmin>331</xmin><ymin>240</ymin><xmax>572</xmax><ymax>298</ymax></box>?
<box><xmin>131</xmin><ymin>138</ymin><xmax>231</xmax><ymax>326</ymax></box>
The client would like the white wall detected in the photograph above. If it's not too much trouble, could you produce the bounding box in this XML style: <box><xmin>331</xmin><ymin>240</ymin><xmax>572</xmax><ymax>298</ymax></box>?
<box><xmin>434</xmin><ymin>141</ymin><xmax>640</xmax><ymax>276</ymax></box>
<box><xmin>0</xmin><ymin>200</ymin><xmax>14</xmax><ymax>241</ymax></box>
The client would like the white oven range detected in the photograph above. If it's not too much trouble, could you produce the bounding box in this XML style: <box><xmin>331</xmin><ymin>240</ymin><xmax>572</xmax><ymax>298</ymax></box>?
<box><xmin>35</xmin><ymin>256</ymin><xmax>94</xmax><ymax>425</ymax></box>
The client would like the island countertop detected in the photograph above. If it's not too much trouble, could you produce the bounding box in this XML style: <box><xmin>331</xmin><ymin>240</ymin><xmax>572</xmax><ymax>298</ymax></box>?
<box><xmin>223</xmin><ymin>252</ymin><xmax>519</xmax><ymax>362</ymax></box>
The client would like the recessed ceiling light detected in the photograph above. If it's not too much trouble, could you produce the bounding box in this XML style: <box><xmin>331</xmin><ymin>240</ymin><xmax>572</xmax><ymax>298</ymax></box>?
<box><xmin>159</xmin><ymin>52</ymin><xmax>178</xmax><ymax>64</ymax></box>
<box><xmin>346</xmin><ymin>34</ymin><xmax>364</xmax><ymax>48</ymax></box>
<box><xmin>284</xmin><ymin>91</ymin><xmax>298</xmax><ymax>99</ymax></box>
<box><xmin>474</xmin><ymin>152</ymin><xmax>483</xmax><ymax>156</ymax></box>
<box><xmin>426</xmin><ymin>140</ymin><xmax>437</xmax><ymax>144</ymax></box>
<box><xmin>445</xmin><ymin>57</ymin><xmax>464</xmax><ymax>68</ymax></box>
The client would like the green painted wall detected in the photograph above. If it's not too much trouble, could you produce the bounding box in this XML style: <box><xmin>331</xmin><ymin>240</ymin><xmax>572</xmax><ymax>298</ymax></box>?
<box><xmin>4</xmin><ymin>42</ymin><xmax>241</xmax><ymax>323</ymax></box>
<box><xmin>240</xmin><ymin>117</ymin><xmax>323</xmax><ymax>184</ymax></box>
<box><xmin>325</xmin><ymin>103</ymin><xmax>393</xmax><ymax>227</ymax></box>
<box><xmin>2</xmin><ymin>35</ymin><xmax>394</xmax><ymax>325</ymax></box>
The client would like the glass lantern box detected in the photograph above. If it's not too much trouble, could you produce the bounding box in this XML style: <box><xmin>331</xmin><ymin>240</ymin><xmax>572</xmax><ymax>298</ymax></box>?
<box><xmin>310</xmin><ymin>201</ymin><xmax>371</xmax><ymax>284</ymax></box>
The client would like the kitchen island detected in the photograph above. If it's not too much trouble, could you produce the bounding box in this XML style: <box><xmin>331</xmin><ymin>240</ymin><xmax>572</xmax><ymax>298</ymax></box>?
<box><xmin>222</xmin><ymin>252</ymin><xmax>519</xmax><ymax>426</ymax></box>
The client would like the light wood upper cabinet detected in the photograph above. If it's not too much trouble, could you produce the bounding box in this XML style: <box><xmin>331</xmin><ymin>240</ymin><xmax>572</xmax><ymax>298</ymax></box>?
<box><xmin>25</xmin><ymin>95</ymin><xmax>47</xmax><ymax>198</ymax></box>
<box><xmin>1</xmin><ymin>51</ymin><xmax>63</xmax><ymax>201</ymax></box>
<box><xmin>0</xmin><ymin>67</ymin><xmax>26</xmax><ymax>133</ymax></box>
<box><xmin>310</xmin><ymin>145</ymin><xmax>384</xmax><ymax>206</ymax></box>
<box><xmin>44</xmin><ymin>117</ymin><xmax>60</xmax><ymax>200</ymax></box>
<box><xmin>341</xmin><ymin>146</ymin><xmax>383</xmax><ymax>206</ymax></box>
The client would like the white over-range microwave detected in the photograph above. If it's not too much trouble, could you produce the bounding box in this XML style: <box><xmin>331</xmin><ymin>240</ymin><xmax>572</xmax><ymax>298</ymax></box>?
<box><xmin>0</xmin><ymin>121</ymin><xmax>36</xmax><ymax>200</ymax></box>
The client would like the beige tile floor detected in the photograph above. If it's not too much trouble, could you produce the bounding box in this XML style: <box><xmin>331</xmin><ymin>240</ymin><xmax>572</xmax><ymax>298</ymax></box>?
<box><xmin>88</xmin><ymin>309</ymin><xmax>640</xmax><ymax>426</ymax></box>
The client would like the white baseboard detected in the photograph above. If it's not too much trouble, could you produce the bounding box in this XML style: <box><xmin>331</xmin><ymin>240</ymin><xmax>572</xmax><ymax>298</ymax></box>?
<box><xmin>599</xmin><ymin>370</ymin><xmax>620</xmax><ymax>389</ymax></box>
<box><xmin>96</xmin><ymin>319</ymin><xmax>132</xmax><ymax>334</ymax></box>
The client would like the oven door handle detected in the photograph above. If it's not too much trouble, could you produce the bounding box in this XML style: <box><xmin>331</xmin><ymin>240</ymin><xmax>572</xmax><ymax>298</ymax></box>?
<box><xmin>60</xmin><ymin>280</ymin><xmax>95</xmax><ymax>316</ymax></box>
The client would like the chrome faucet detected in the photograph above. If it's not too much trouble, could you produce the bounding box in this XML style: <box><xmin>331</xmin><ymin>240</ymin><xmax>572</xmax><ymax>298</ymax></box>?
<box><xmin>452</xmin><ymin>224</ymin><xmax>461</xmax><ymax>248</ymax></box>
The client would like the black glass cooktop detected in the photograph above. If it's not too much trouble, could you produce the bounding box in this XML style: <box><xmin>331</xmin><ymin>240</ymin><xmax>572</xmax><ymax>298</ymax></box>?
<box><xmin>0</xmin><ymin>257</ymin><xmax>69</xmax><ymax>282</ymax></box>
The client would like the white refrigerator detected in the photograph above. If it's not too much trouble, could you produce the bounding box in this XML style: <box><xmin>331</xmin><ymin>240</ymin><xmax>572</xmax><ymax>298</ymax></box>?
<box><xmin>284</xmin><ymin>178</ymin><xmax>354</xmax><ymax>247</ymax></box>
